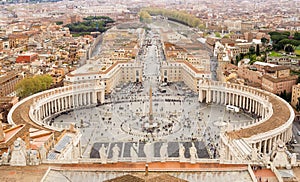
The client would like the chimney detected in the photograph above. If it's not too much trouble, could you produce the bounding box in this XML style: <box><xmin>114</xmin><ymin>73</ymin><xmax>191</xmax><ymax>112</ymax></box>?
<box><xmin>0</xmin><ymin>121</ymin><xmax>5</xmax><ymax>142</ymax></box>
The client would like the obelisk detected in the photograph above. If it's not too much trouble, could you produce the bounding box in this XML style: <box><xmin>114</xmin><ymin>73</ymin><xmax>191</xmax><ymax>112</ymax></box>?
<box><xmin>149</xmin><ymin>86</ymin><xmax>154</xmax><ymax>123</ymax></box>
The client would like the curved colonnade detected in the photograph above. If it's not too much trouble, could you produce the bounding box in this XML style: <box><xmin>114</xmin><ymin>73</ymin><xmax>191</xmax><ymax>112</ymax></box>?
<box><xmin>8</xmin><ymin>80</ymin><xmax>295</xmax><ymax>163</ymax></box>
<box><xmin>8</xmin><ymin>82</ymin><xmax>105</xmax><ymax>132</ymax></box>
<box><xmin>199</xmin><ymin>81</ymin><xmax>294</xmax><ymax>162</ymax></box>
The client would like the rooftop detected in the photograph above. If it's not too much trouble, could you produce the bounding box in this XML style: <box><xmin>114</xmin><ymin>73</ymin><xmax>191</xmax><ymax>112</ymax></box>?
<box><xmin>70</xmin><ymin>64</ymin><xmax>106</xmax><ymax>75</ymax></box>
<box><xmin>262</xmin><ymin>74</ymin><xmax>298</xmax><ymax>83</ymax></box>
<box><xmin>0</xmin><ymin>124</ymin><xmax>25</xmax><ymax>145</ymax></box>
<box><xmin>41</xmin><ymin>162</ymin><xmax>253</xmax><ymax>182</ymax></box>
<box><xmin>227</xmin><ymin>92</ymin><xmax>290</xmax><ymax>139</ymax></box>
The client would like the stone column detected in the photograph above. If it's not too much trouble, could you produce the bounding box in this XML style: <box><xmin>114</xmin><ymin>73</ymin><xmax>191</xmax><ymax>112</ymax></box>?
<box><xmin>220</xmin><ymin>91</ymin><xmax>224</xmax><ymax>105</ymax></box>
<box><xmin>258</xmin><ymin>141</ymin><xmax>262</xmax><ymax>153</ymax></box>
<box><xmin>39</xmin><ymin>109</ymin><xmax>42</xmax><ymax>121</ymax></box>
<box><xmin>54</xmin><ymin>99</ymin><xmax>57</xmax><ymax>113</ymax></box>
<box><xmin>47</xmin><ymin>102</ymin><xmax>50</xmax><ymax>115</ymax></box>
<box><xmin>239</xmin><ymin>95</ymin><xmax>242</xmax><ymax>107</ymax></box>
<box><xmin>93</xmin><ymin>92</ymin><xmax>97</xmax><ymax>104</ymax></box>
<box><xmin>36</xmin><ymin>109</ymin><xmax>39</xmax><ymax>121</ymax></box>
<box><xmin>73</xmin><ymin>95</ymin><xmax>76</xmax><ymax>107</ymax></box>
<box><xmin>59</xmin><ymin>98</ymin><xmax>62</xmax><ymax>111</ymax></box>
<box><xmin>82</xmin><ymin>93</ymin><xmax>85</xmax><ymax>106</ymax></box>
<box><xmin>58</xmin><ymin>98</ymin><xmax>61</xmax><ymax>112</ymax></box>
<box><xmin>283</xmin><ymin>131</ymin><xmax>287</xmax><ymax>142</ymax></box>
<box><xmin>69</xmin><ymin>95</ymin><xmax>72</xmax><ymax>108</ymax></box>
<box><xmin>50</xmin><ymin>101</ymin><xmax>53</xmax><ymax>114</ymax></box>
<box><xmin>279</xmin><ymin>133</ymin><xmax>283</xmax><ymax>141</ymax></box>
<box><xmin>263</xmin><ymin>140</ymin><xmax>267</xmax><ymax>154</ymax></box>
<box><xmin>61</xmin><ymin>98</ymin><xmax>64</xmax><ymax>111</ymax></box>
<box><xmin>41</xmin><ymin>105</ymin><xmax>44</xmax><ymax>119</ymax></box>
<box><xmin>212</xmin><ymin>90</ymin><xmax>216</xmax><ymax>103</ymax></box>
<box><xmin>101</xmin><ymin>91</ymin><xmax>105</xmax><ymax>104</ymax></box>
<box><xmin>207</xmin><ymin>90</ymin><xmax>211</xmax><ymax>103</ymax></box>
<box><xmin>289</xmin><ymin>126</ymin><xmax>293</xmax><ymax>140</ymax></box>
<box><xmin>49</xmin><ymin>101</ymin><xmax>51</xmax><ymax>114</ymax></box>
<box><xmin>269</xmin><ymin>138</ymin><xmax>273</xmax><ymax>154</ymax></box>
<box><xmin>82</xmin><ymin>93</ymin><xmax>85</xmax><ymax>105</ymax></box>
<box><xmin>45</xmin><ymin>103</ymin><xmax>48</xmax><ymax>117</ymax></box>
<box><xmin>79</xmin><ymin>93</ymin><xmax>83</xmax><ymax>106</ymax></box>
<box><xmin>87</xmin><ymin>92</ymin><xmax>90</xmax><ymax>105</ymax></box>
<box><xmin>49</xmin><ymin>102</ymin><xmax>52</xmax><ymax>115</ymax></box>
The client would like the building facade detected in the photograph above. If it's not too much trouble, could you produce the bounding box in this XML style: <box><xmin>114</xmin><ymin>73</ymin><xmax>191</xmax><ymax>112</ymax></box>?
<box><xmin>0</xmin><ymin>72</ymin><xmax>23</xmax><ymax>97</ymax></box>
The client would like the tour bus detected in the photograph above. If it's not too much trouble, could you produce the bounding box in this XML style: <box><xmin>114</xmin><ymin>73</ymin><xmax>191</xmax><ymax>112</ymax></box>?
<box><xmin>226</xmin><ymin>105</ymin><xmax>240</xmax><ymax>112</ymax></box>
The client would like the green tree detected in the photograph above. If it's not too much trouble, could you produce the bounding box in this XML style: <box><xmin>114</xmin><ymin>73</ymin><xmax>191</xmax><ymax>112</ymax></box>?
<box><xmin>56</xmin><ymin>21</ymin><xmax>63</xmax><ymax>25</ymax></box>
<box><xmin>294</xmin><ymin>32</ymin><xmax>300</xmax><ymax>40</ymax></box>
<box><xmin>139</xmin><ymin>11</ymin><xmax>152</xmax><ymax>23</ymax></box>
<box><xmin>249</xmin><ymin>45</ymin><xmax>255</xmax><ymax>55</ymax></box>
<box><xmin>16</xmin><ymin>75</ymin><xmax>53</xmax><ymax>99</ymax></box>
<box><xmin>215</xmin><ymin>32</ymin><xmax>221</xmax><ymax>38</ymax></box>
<box><xmin>141</xmin><ymin>7</ymin><xmax>202</xmax><ymax>28</ymax></box>
<box><xmin>278</xmin><ymin>90</ymin><xmax>292</xmax><ymax>102</ymax></box>
<box><xmin>261</xmin><ymin>37</ymin><xmax>268</xmax><ymax>45</ymax></box>
<box><xmin>256</xmin><ymin>44</ymin><xmax>260</xmax><ymax>56</ymax></box>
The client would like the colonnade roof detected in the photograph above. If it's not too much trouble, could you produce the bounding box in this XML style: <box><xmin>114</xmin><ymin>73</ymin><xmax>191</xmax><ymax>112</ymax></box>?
<box><xmin>11</xmin><ymin>97</ymin><xmax>52</xmax><ymax>131</ymax></box>
<box><xmin>227</xmin><ymin>94</ymin><xmax>291</xmax><ymax>139</ymax></box>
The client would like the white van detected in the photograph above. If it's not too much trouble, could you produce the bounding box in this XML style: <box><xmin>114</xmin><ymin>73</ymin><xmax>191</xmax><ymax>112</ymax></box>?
<box><xmin>226</xmin><ymin>105</ymin><xmax>240</xmax><ymax>112</ymax></box>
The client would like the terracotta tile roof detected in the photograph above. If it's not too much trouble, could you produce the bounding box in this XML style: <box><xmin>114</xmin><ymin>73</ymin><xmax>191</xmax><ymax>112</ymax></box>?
<box><xmin>0</xmin><ymin>72</ymin><xmax>19</xmax><ymax>84</ymax></box>
<box><xmin>264</xmin><ymin>65</ymin><xmax>289</xmax><ymax>72</ymax></box>
<box><xmin>0</xmin><ymin>125</ymin><xmax>25</xmax><ymax>144</ymax></box>
<box><xmin>148</xmin><ymin>174</ymin><xmax>187</xmax><ymax>182</ymax></box>
<box><xmin>104</xmin><ymin>174</ymin><xmax>144</xmax><ymax>182</ymax></box>
<box><xmin>261</xmin><ymin>74</ymin><xmax>298</xmax><ymax>83</ymax></box>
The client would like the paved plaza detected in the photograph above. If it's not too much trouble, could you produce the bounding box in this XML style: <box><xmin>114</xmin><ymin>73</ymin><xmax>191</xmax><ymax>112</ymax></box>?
<box><xmin>53</xmin><ymin>24</ymin><xmax>254</xmax><ymax>161</ymax></box>
<box><xmin>53</xmin><ymin>84</ymin><xmax>253</xmax><ymax>160</ymax></box>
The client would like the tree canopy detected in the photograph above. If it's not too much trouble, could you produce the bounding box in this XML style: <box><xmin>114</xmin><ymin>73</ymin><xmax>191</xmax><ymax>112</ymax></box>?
<box><xmin>65</xmin><ymin>16</ymin><xmax>114</xmax><ymax>36</ymax></box>
<box><xmin>269</xmin><ymin>31</ymin><xmax>300</xmax><ymax>51</ymax></box>
<box><xmin>141</xmin><ymin>7</ymin><xmax>203</xmax><ymax>28</ymax></box>
<box><xmin>15</xmin><ymin>75</ymin><xmax>53</xmax><ymax>99</ymax></box>
<box><xmin>139</xmin><ymin>11</ymin><xmax>152</xmax><ymax>23</ymax></box>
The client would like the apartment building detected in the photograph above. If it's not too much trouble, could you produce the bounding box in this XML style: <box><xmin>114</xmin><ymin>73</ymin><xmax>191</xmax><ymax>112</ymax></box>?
<box><xmin>0</xmin><ymin>72</ymin><xmax>23</xmax><ymax>97</ymax></box>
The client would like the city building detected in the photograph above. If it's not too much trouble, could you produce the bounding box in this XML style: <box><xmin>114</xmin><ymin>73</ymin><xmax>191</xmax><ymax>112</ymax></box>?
<box><xmin>0</xmin><ymin>72</ymin><xmax>23</xmax><ymax>97</ymax></box>
<box><xmin>291</xmin><ymin>83</ymin><xmax>300</xmax><ymax>109</ymax></box>
<box><xmin>16</xmin><ymin>53</ymin><xmax>39</xmax><ymax>63</ymax></box>
<box><xmin>261</xmin><ymin>65</ymin><xmax>297</xmax><ymax>94</ymax></box>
